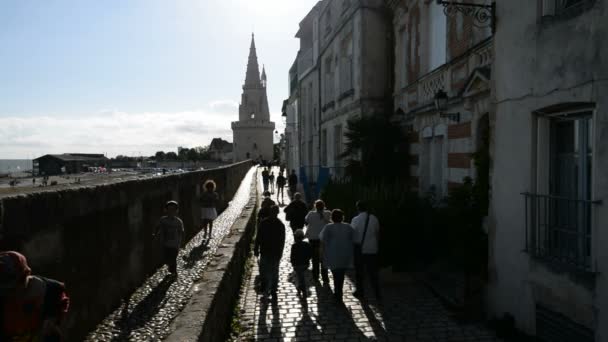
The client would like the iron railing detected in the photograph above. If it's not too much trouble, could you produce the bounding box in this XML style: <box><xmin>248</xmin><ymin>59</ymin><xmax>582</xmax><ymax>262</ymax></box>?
<box><xmin>522</xmin><ymin>192</ymin><xmax>601</xmax><ymax>273</ymax></box>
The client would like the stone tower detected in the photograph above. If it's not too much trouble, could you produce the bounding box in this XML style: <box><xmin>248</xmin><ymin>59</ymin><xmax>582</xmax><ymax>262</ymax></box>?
<box><xmin>232</xmin><ymin>34</ymin><xmax>275</xmax><ymax>162</ymax></box>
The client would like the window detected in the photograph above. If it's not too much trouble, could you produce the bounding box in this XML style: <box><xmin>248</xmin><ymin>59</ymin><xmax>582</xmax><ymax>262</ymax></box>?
<box><xmin>429</xmin><ymin>2</ymin><xmax>447</xmax><ymax>71</ymax></box>
<box><xmin>419</xmin><ymin>126</ymin><xmax>445</xmax><ymax>198</ymax></box>
<box><xmin>401</xmin><ymin>29</ymin><xmax>408</xmax><ymax>87</ymax></box>
<box><xmin>250</xmin><ymin>112</ymin><xmax>255</xmax><ymax>119</ymax></box>
<box><xmin>525</xmin><ymin>110</ymin><xmax>597</xmax><ymax>272</ymax></box>
<box><xmin>321</xmin><ymin>129</ymin><xmax>327</xmax><ymax>165</ymax></box>
<box><xmin>324</xmin><ymin>8</ymin><xmax>332</xmax><ymax>36</ymax></box>
<box><xmin>340</xmin><ymin>37</ymin><xmax>353</xmax><ymax>95</ymax></box>
<box><xmin>324</xmin><ymin>57</ymin><xmax>334</xmax><ymax>105</ymax></box>
<box><xmin>333</xmin><ymin>125</ymin><xmax>342</xmax><ymax>166</ymax></box>
<box><xmin>541</xmin><ymin>0</ymin><xmax>594</xmax><ymax>18</ymax></box>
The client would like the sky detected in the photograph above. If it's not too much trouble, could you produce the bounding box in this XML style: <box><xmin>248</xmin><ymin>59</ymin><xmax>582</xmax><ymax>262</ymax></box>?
<box><xmin>0</xmin><ymin>0</ymin><xmax>317</xmax><ymax>159</ymax></box>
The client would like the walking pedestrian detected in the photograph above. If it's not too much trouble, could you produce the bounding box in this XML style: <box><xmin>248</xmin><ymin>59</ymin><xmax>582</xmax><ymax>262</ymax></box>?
<box><xmin>254</xmin><ymin>205</ymin><xmax>285</xmax><ymax>304</ymax></box>
<box><xmin>269</xmin><ymin>171</ymin><xmax>275</xmax><ymax>194</ymax></box>
<box><xmin>258</xmin><ymin>191</ymin><xmax>276</xmax><ymax>222</ymax></box>
<box><xmin>288</xmin><ymin>170</ymin><xmax>298</xmax><ymax>197</ymax></box>
<box><xmin>305</xmin><ymin>199</ymin><xmax>331</xmax><ymax>285</ymax></box>
<box><xmin>200</xmin><ymin>179</ymin><xmax>219</xmax><ymax>239</ymax></box>
<box><xmin>0</xmin><ymin>251</ymin><xmax>70</xmax><ymax>341</ymax></box>
<box><xmin>261</xmin><ymin>168</ymin><xmax>270</xmax><ymax>192</ymax></box>
<box><xmin>284</xmin><ymin>193</ymin><xmax>308</xmax><ymax>235</ymax></box>
<box><xmin>320</xmin><ymin>209</ymin><xmax>355</xmax><ymax>304</ymax></box>
<box><xmin>154</xmin><ymin>200</ymin><xmax>185</xmax><ymax>276</ymax></box>
<box><xmin>290</xmin><ymin>229</ymin><xmax>312</xmax><ymax>298</ymax></box>
<box><xmin>352</xmin><ymin>200</ymin><xmax>382</xmax><ymax>300</ymax></box>
<box><xmin>276</xmin><ymin>171</ymin><xmax>286</xmax><ymax>203</ymax></box>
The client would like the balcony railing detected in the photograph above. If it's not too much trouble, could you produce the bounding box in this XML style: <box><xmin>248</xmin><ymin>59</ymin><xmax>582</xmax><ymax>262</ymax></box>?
<box><xmin>522</xmin><ymin>192</ymin><xmax>602</xmax><ymax>273</ymax></box>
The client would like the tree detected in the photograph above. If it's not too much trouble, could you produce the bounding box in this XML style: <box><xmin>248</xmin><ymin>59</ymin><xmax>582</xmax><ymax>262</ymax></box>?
<box><xmin>178</xmin><ymin>148</ymin><xmax>189</xmax><ymax>161</ymax></box>
<box><xmin>340</xmin><ymin>114</ymin><xmax>409</xmax><ymax>184</ymax></box>
<box><xmin>187</xmin><ymin>148</ymin><xmax>199</xmax><ymax>161</ymax></box>
<box><xmin>155</xmin><ymin>151</ymin><xmax>166</xmax><ymax>161</ymax></box>
<box><xmin>165</xmin><ymin>152</ymin><xmax>178</xmax><ymax>160</ymax></box>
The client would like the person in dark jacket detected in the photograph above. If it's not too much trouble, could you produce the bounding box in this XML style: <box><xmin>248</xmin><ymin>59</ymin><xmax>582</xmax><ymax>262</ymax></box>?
<box><xmin>276</xmin><ymin>172</ymin><xmax>287</xmax><ymax>204</ymax></box>
<box><xmin>258</xmin><ymin>191</ymin><xmax>276</xmax><ymax>222</ymax></box>
<box><xmin>288</xmin><ymin>170</ymin><xmax>298</xmax><ymax>197</ymax></box>
<box><xmin>290</xmin><ymin>229</ymin><xmax>312</xmax><ymax>297</ymax></box>
<box><xmin>254</xmin><ymin>205</ymin><xmax>285</xmax><ymax>303</ymax></box>
<box><xmin>284</xmin><ymin>193</ymin><xmax>308</xmax><ymax>235</ymax></box>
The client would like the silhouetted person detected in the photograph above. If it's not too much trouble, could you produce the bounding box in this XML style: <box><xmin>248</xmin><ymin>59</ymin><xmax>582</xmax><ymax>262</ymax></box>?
<box><xmin>276</xmin><ymin>172</ymin><xmax>286</xmax><ymax>203</ymax></box>
<box><xmin>320</xmin><ymin>209</ymin><xmax>354</xmax><ymax>304</ymax></box>
<box><xmin>268</xmin><ymin>171</ymin><xmax>275</xmax><ymax>194</ymax></box>
<box><xmin>352</xmin><ymin>200</ymin><xmax>381</xmax><ymax>300</ymax></box>
<box><xmin>290</xmin><ymin>229</ymin><xmax>312</xmax><ymax>297</ymax></box>
<box><xmin>254</xmin><ymin>205</ymin><xmax>285</xmax><ymax>304</ymax></box>
<box><xmin>258</xmin><ymin>191</ymin><xmax>276</xmax><ymax>222</ymax></box>
<box><xmin>305</xmin><ymin>200</ymin><xmax>331</xmax><ymax>284</ymax></box>
<box><xmin>154</xmin><ymin>201</ymin><xmax>185</xmax><ymax>275</ymax></box>
<box><xmin>288</xmin><ymin>170</ymin><xmax>298</xmax><ymax>196</ymax></box>
<box><xmin>0</xmin><ymin>251</ymin><xmax>70</xmax><ymax>341</ymax></box>
<box><xmin>262</xmin><ymin>168</ymin><xmax>270</xmax><ymax>192</ymax></box>
<box><xmin>200</xmin><ymin>180</ymin><xmax>219</xmax><ymax>239</ymax></box>
<box><xmin>284</xmin><ymin>193</ymin><xmax>308</xmax><ymax>235</ymax></box>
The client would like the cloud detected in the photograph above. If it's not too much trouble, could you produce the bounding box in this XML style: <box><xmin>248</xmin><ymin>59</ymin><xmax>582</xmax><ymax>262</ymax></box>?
<box><xmin>208</xmin><ymin>100</ymin><xmax>239</xmax><ymax>114</ymax></box>
<box><xmin>0</xmin><ymin>106</ymin><xmax>236</xmax><ymax>159</ymax></box>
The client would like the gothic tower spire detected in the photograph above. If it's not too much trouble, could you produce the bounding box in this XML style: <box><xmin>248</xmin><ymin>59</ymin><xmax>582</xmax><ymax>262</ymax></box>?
<box><xmin>244</xmin><ymin>33</ymin><xmax>261</xmax><ymax>88</ymax></box>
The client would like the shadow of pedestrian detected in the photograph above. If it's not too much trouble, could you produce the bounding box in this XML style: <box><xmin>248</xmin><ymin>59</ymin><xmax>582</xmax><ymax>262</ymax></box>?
<box><xmin>295</xmin><ymin>311</ymin><xmax>320</xmax><ymax>340</ymax></box>
<box><xmin>182</xmin><ymin>243</ymin><xmax>209</xmax><ymax>269</ymax></box>
<box><xmin>313</xmin><ymin>284</ymin><xmax>367</xmax><ymax>340</ymax></box>
<box><xmin>111</xmin><ymin>274</ymin><xmax>175</xmax><ymax>341</ymax></box>
<box><xmin>257</xmin><ymin>299</ymin><xmax>285</xmax><ymax>341</ymax></box>
<box><xmin>361</xmin><ymin>301</ymin><xmax>389</xmax><ymax>339</ymax></box>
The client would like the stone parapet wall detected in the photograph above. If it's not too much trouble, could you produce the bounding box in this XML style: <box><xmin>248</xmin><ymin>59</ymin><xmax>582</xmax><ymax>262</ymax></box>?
<box><xmin>0</xmin><ymin>160</ymin><xmax>252</xmax><ymax>341</ymax></box>
<box><xmin>166</xmin><ymin>169</ymin><xmax>258</xmax><ymax>341</ymax></box>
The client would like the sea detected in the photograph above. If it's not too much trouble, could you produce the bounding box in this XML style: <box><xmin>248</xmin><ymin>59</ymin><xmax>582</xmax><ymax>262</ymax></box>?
<box><xmin>0</xmin><ymin>159</ymin><xmax>33</xmax><ymax>175</ymax></box>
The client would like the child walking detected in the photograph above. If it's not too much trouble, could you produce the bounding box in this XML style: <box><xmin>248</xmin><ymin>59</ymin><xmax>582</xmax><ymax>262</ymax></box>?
<box><xmin>290</xmin><ymin>229</ymin><xmax>312</xmax><ymax>297</ymax></box>
<box><xmin>154</xmin><ymin>200</ymin><xmax>185</xmax><ymax>276</ymax></box>
<box><xmin>200</xmin><ymin>179</ymin><xmax>219</xmax><ymax>239</ymax></box>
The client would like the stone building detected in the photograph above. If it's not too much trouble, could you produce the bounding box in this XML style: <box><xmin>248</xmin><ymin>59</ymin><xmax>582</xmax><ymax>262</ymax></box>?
<box><xmin>487</xmin><ymin>1</ymin><xmax>607</xmax><ymax>340</ymax></box>
<box><xmin>33</xmin><ymin>153</ymin><xmax>108</xmax><ymax>176</ymax></box>
<box><xmin>283</xmin><ymin>60</ymin><xmax>300</xmax><ymax>174</ymax></box>
<box><xmin>232</xmin><ymin>34</ymin><xmax>275</xmax><ymax>163</ymax></box>
<box><xmin>288</xmin><ymin>0</ymin><xmax>392</xmax><ymax>190</ymax></box>
<box><xmin>387</xmin><ymin>0</ymin><xmax>493</xmax><ymax>198</ymax></box>
<box><xmin>208</xmin><ymin>138</ymin><xmax>233</xmax><ymax>162</ymax></box>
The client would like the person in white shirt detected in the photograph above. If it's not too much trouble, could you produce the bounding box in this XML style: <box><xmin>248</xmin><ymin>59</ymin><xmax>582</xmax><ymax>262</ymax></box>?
<box><xmin>304</xmin><ymin>200</ymin><xmax>331</xmax><ymax>284</ymax></box>
<box><xmin>351</xmin><ymin>200</ymin><xmax>381</xmax><ymax>299</ymax></box>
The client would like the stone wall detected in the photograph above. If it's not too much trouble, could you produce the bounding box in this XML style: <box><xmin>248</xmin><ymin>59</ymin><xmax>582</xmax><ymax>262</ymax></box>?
<box><xmin>0</xmin><ymin>160</ymin><xmax>252</xmax><ymax>341</ymax></box>
<box><xmin>165</xmin><ymin>169</ymin><xmax>258</xmax><ymax>341</ymax></box>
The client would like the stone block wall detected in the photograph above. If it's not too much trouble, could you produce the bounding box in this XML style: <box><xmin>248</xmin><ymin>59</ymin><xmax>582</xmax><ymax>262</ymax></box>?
<box><xmin>0</xmin><ymin>160</ymin><xmax>251</xmax><ymax>341</ymax></box>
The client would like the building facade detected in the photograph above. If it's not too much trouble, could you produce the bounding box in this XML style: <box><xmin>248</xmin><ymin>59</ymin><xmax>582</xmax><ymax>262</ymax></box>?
<box><xmin>232</xmin><ymin>34</ymin><xmax>275</xmax><ymax>163</ymax></box>
<box><xmin>33</xmin><ymin>154</ymin><xmax>108</xmax><ymax>176</ymax></box>
<box><xmin>288</xmin><ymin>0</ymin><xmax>392</xmax><ymax>190</ymax></box>
<box><xmin>487</xmin><ymin>1</ymin><xmax>607</xmax><ymax>340</ymax></box>
<box><xmin>387</xmin><ymin>0</ymin><xmax>493</xmax><ymax>198</ymax></box>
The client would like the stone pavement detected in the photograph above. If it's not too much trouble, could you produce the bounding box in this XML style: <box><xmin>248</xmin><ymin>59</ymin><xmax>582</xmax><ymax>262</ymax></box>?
<box><xmin>235</xmin><ymin>174</ymin><xmax>502</xmax><ymax>342</ymax></box>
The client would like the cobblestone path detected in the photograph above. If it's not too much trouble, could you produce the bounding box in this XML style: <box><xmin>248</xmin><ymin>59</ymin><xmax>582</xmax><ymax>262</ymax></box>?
<box><xmin>86</xmin><ymin>167</ymin><xmax>256</xmax><ymax>341</ymax></box>
<box><xmin>236</xmin><ymin>177</ymin><xmax>502</xmax><ymax>342</ymax></box>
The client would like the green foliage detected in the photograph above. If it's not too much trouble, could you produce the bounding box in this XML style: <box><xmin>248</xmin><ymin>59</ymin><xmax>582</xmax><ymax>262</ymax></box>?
<box><xmin>340</xmin><ymin>115</ymin><xmax>409</xmax><ymax>184</ymax></box>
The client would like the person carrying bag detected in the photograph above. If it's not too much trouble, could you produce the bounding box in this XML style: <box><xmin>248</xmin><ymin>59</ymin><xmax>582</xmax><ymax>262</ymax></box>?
<box><xmin>351</xmin><ymin>200</ymin><xmax>381</xmax><ymax>300</ymax></box>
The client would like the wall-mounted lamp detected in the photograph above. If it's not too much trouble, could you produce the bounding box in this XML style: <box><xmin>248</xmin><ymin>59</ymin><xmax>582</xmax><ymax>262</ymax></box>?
<box><xmin>434</xmin><ymin>90</ymin><xmax>460</xmax><ymax>122</ymax></box>
<box><xmin>436</xmin><ymin>0</ymin><xmax>496</xmax><ymax>33</ymax></box>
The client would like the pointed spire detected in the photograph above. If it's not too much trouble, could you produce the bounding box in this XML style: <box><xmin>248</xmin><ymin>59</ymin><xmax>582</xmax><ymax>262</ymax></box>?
<box><xmin>244</xmin><ymin>33</ymin><xmax>261</xmax><ymax>87</ymax></box>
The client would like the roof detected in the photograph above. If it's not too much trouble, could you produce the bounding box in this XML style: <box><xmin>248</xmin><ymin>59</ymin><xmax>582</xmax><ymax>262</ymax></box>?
<box><xmin>209</xmin><ymin>138</ymin><xmax>233</xmax><ymax>152</ymax></box>
<box><xmin>35</xmin><ymin>153</ymin><xmax>108</xmax><ymax>162</ymax></box>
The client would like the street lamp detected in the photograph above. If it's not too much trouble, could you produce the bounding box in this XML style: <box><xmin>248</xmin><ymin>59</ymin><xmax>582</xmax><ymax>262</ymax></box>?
<box><xmin>434</xmin><ymin>89</ymin><xmax>460</xmax><ymax>122</ymax></box>
<box><xmin>436</xmin><ymin>0</ymin><xmax>496</xmax><ymax>33</ymax></box>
